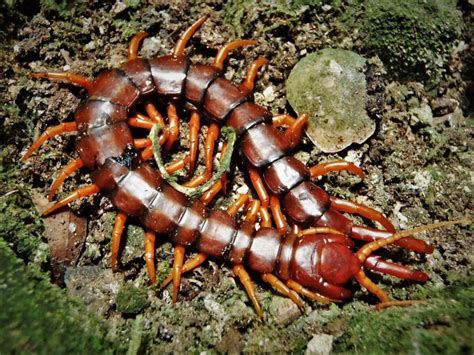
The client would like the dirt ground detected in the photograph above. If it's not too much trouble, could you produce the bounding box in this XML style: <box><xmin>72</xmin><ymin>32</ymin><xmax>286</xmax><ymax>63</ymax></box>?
<box><xmin>1</xmin><ymin>1</ymin><xmax>472</xmax><ymax>353</ymax></box>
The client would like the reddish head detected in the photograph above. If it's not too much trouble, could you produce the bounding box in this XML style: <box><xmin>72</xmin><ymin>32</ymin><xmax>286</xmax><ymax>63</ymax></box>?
<box><xmin>289</xmin><ymin>234</ymin><xmax>361</xmax><ymax>300</ymax></box>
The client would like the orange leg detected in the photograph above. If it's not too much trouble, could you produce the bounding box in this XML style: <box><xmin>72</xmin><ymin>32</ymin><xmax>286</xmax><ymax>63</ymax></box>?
<box><xmin>160</xmin><ymin>253</ymin><xmax>208</xmax><ymax>289</ymax></box>
<box><xmin>30</xmin><ymin>72</ymin><xmax>93</xmax><ymax>91</ymax></box>
<box><xmin>286</xmin><ymin>279</ymin><xmax>334</xmax><ymax>304</ymax></box>
<box><xmin>144</xmin><ymin>102</ymin><xmax>166</xmax><ymax>125</ymax></box>
<box><xmin>213</xmin><ymin>39</ymin><xmax>257</xmax><ymax>70</ymax></box>
<box><xmin>111</xmin><ymin>211</ymin><xmax>127</xmax><ymax>271</ymax></box>
<box><xmin>42</xmin><ymin>184</ymin><xmax>100</xmax><ymax>216</ymax></box>
<box><xmin>188</xmin><ymin>111</ymin><xmax>200</xmax><ymax>177</ymax></box>
<box><xmin>245</xmin><ymin>200</ymin><xmax>261</xmax><ymax>224</ymax></box>
<box><xmin>270</xmin><ymin>195</ymin><xmax>287</xmax><ymax>234</ymax></box>
<box><xmin>144</xmin><ymin>230</ymin><xmax>156</xmax><ymax>284</ymax></box>
<box><xmin>22</xmin><ymin>122</ymin><xmax>77</xmax><ymax>160</ymax></box>
<box><xmin>284</xmin><ymin>113</ymin><xmax>309</xmax><ymax>149</ymax></box>
<box><xmin>127</xmin><ymin>114</ymin><xmax>155</xmax><ymax>130</ymax></box>
<box><xmin>247</xmin><ymin>164</ymin><xmax>269</xmax><ymax>209</ymax></box>
<box><xmin>298</xmin><ymin>226</ymin><xmax>345</xmax><ymax>237</ymax></box>
<box><xmin>172</xmin><ymin>15</ymin><xmax>209</xmax><ymax>57</ymax></box>
<box><xmin>128</xmin><ymin>32</ymin><xmax>148</xmax><ymax>60</ymax></box>
<box><xmin>171</xmin><ymin>244</ymin><xmax>185</xmax><ymax>303</ymax></box>
<box><xmin>184</xmin><ymin>123</ymin><xmax>220</xmax><ymax>187</ymax></box>
<box><xmin>133</xmin><ymin>138</ymin><xmax>152</xmax><ymax>149</ymax></box>
<box><xmin>241</xmin><ymin>57</ymin><xmax>269</xmax><ymax>91</ymax></box>
<box><xmin>330</xmin><ymin>197</ymin><xmax>395</xmax><ymax>232</ymax></box>
<box><xmin>227</xmin><ymin>194</ymin><xmax>251</xmax><ymax>217</ymax></box>
<box><xmin>258</xmin><ymin>206</ymin><xmax>272</xmax><ymax>227</ymax></box>
<box><xmin>49</xmin><ymin>158</ymin><xmax>84</xmax><ymax>201</ymax></box>
<box><xmin>163</xmin><ymin>103</ymin><xmax>180</xmax><ymax>155</ymax></box>
<box><xmin>310</xmin><ymin>160</ymin><xmax>365</xmax><ymax>180</ymax></box>
<box><xmin>233</xmin><ymin>264</ymin><xmax>263</xmax><ymax>319</ymax></box>
<box><xmin>273</xmin><ymin>114</ymin><xmax>295</xmax><ymax>127</ymax></box>
<box><xmin>200</xmin><ymin>179</ymin><xmax>223</xmax><ymax>206</ymax></box>
<box><xmin>165</xmin><ymin>155</ymin><xmax>190</xmax><ymax>174</ymax></box>
<box><xmin>261</xmin><ymin>273</ymin><xmax>304</xmax><ymax>310</ymax></box>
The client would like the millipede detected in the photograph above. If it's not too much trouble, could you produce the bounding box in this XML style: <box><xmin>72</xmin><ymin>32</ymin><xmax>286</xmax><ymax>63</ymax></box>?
<box><xmin>22</xmin><ymin>15</ymin><xmax>462</xmax><ymax>317</ymax></box>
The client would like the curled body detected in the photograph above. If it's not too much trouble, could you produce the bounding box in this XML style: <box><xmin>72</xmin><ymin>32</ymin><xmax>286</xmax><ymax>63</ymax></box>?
<box><xmin>23</xmin><ymin>16</ymin><xmax>442</xmax><ymax>315</ymax></box>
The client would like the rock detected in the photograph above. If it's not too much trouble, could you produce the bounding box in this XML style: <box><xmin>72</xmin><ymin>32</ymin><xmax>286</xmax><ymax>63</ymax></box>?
<box><xmin>116</xmin><ymin>284</ymin><xmax>149</xmax><ymax>315</ymax></box>
<box><xmin>286</xmin><ymin>49</ymin><xmax>376</xmax><ymax>153</ymax></box>
<box><xmin>305</xmin><ymin>334</ymin><xmax>334</xmax><ymax>355</ymax></box>
<box><xmin>268</xmin><ymin>296</ymin><xmax>300</xmax><ymax>326</ymax></box>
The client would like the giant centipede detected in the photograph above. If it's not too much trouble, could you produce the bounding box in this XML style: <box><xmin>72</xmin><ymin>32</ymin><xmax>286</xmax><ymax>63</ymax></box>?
<box><xmin>22</xmin><ymin>15</ymin><xmax>457</xmax><ymax>317</ymax></box>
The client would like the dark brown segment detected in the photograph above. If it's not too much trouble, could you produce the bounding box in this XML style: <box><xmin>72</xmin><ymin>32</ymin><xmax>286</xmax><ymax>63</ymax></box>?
<box><xmin>121</xmin><ymin>58</ymin><xmax>154</xmax><ymax>94</ymax></box>
<box><xmin>140</xmin><ymin>184</ymin><xmax>188</xmax><ymax>234</ymax></box>
<box><xmin>314</xmin><ymin>208</ymin><xmax>352</xmax><ymax>236</ymax></box>
<box><xmin>89</xmin><ymin>70</ymin><xmax>140</xmax><ymax>107</ymax></box>
<box><xmin>75</xmin><ymin>122</ymin><xmax>133</xmax><ymax>167</ymax></box>
<box><xmin>226</xmin><ymin>102</ymin><xmax>272</xmax><ymax>137</ymax></box>
<box><xmin>275</xmin><ymin>233</ymin><xmax>297</xmax><ymax>281</ymax></box>
<box><xmin>246</xmin><ymin>227</ymin><xmax>281</xmax><ymax>274</ymax></box>
<box><xmin>203</xmin><ymin>77</ymin><xmax>252</xmax><ymax>121</ymax></box>
<box><xmin>149</xmin><ymin>55</ymin><xmax>190</xmax><ymax>96</ymax></box>
<box><xmin>90</xmin><ymin>159</ymin><xmax>129</xmax><ymax>193</ymax></box>
<box><xmin>173</xmin><ymin>200</ymin><xmax>207</xmax><ymax>246</ymax></box>
<box><xmin>75</xmin><ymin>100</ymin><xmax>128</xmax><ymax>131</ymax></box>
<box><xmin>283</xmin><ymin>181</ymin><xmax>330</xmax><ymax>225</ymax></box>
<box><xmin>197</xmin><ymin>210</ymin><xmax>237</xmax><ymax>259</ymax></box>
<box><xmin>227</xmin><ymin>221</ymin><xmax>254</xmax><ymax>264</ymax></box>
<box><xmin>290</xmin><ymin>235</ymin><xmax>323</xmax><ymax>288</ymax></box>
<box><xmin>110</xmin><ymin>166</ymin><xmax>161</xmax><ymax>216</ymax></box>
<box><xmin>241</xmin><ymin>123</ymin><xmax>290</xmax><ymax>168</ymax></box>
<box><xmin>184</xmin><ymin>64</ymin><xmax>220</xmax><ymax>105</ymax></box>
<box><xmin>263</xmin><ymin>156</ymin><xmax>310</xmax><ymax>195</ymax></box>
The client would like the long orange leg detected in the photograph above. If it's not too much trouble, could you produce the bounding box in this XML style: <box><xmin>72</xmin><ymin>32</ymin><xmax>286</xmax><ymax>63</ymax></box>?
<box><xmin>185</xmin><ymin>123</ymin><xmax>220</xmax><ymax>188</ymax></box>
<box><xmin>133</xmin><ymin>138</ymin><xmax>152</xmax><ymax>149</ymax></box>
<box><xmin>30</xmin><ymin>72</ymin><xmax>93</xmax><ymax>91</ymax></box>
<box><xmin>128</xmin><ymin>32</ymin><xmax>148</xmax><ymax>60</ymax></box>
<box><xmin>163</xmin><ymin>103</ymin><xmax>180</xmax><ymax>155</ymax></box>
<box><xmin>227</xmin><ymin>194</ymin><xmax>251</xmax><ymax>217</ymax></box>
<box><xmin>272</xmin><ymin>113</ymin><xmax>309</xmax><ymax>149</ymax></box>
<box><xmin>188</xmin><ymin>111</ymin><xmax>200</xmax><ymax>177</ymax></box>
<box><xmin>165</xmin><ymin>155</ymin><xmax>190</xmax><ymax>174</ymax></box>
<box><xmin>270</xmin><ymin>194</ymin><xmax>287</xmax><ymax>234</ymax></box>
<box><xmin>330</xmin><ymin>197</ymin><xmax>395</xmax><ymax>232</ymax></box>
<box><xmin>298</xmin><ymin>226</ymin><xmax>345</xmax><ymax>237</ymax></box>
<box><xmin>258</xmin><ymin>206</ymin><xmax>272</xmax><ymax>227</ymax></box>
<box><xmin>241</xmin><ymin>57</ymin><xmax>269</xmax><ymax>91</ymax></box>
<box><xmin>111</xmin><ymin>211</ymin><xmax>127</xmax><ymax>271</ymax></box>
<box><xmin>160</xmin><ymin>253</ymin><xmax>208</xmax><ymax>289</ymax></box>
<box><xmin>247</xmin><ymin>164</ymin><xmax>269</xmax><ymax>209</ymax></box>
<box><xmin>200</xmin><ymin>179</ymin><xmax>223</xmax><ymax>205</ymax></box>
<box><xmin>171</xmin><ymin>244</ymin><xmax>185</xmax><ymax>303</ymax></box>
<box><xmin>49</xmin><ymin>158</ymin><xmax>84</xmax><ymax>201</ymax></box>
<box><xmin>127</xmin><ymin>114</ymin><xmax>155</xmax><ymax>130</ymax></box>
<box><xmin>233</xmin><ymin>264</ymin><xmax>263</xmax><ymax>319</ymax></box>
<box><xmin>144</xmin><ymin>102</ymin><xmax>166</xmax><ymax>125</ymax></box>
<box><xmin>213</xmin><ymin>39</ymin><xmax>258</xmax><ymax>71</ymax></box>
<box><xmin>22</xmin><ymin>122</ymin><xmax>77</xmax><ymax>160</ymax></box>
<box><xmin>245</xmin><ymin>200</ymin><xmax>261</xmax><ymax>224</ymax></box>
<box><xmin>261</xmin><ymin>273</ymin><xmax>304</xmax><ymax>310</ymax></box>
<box><xmin>286</xmin><ymin>279</ymin><xmax>335</xmax><ymax>304</ymax></box>
<box><xmin>144</xmin><ymin>230</ymin><xmax>156</xmax><ymax>284</ymax></box>
<box><xmin>310</xmin><ymin>161</ymin><xmax>365</xmax><ymax>180</ymax></box>
<box><xmin>42</xmin><ymin>184</ymin><xmax>100</xmax><ymax>216</ymax></box>
<box><xmin>172</xmin><ymin>15</ymin><xmax>209</xmax><ymax>57</ymax></box>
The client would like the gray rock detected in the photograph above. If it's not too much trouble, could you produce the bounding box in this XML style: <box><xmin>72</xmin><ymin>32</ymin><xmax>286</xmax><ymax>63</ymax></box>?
<box><xmin>305</xmin><ymin>334</ymin><xmax>334</xmax><ymax>355</ymax></box>
<box><xmin>287</xmin><ymin>49</ymin><xmax>376</xmax><ymax>153</ymax></box>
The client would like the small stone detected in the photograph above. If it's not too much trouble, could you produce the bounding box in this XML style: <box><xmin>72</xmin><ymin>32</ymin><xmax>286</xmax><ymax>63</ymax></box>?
<box><xmin>268</xmin><ymin>296</ymin><xmax>300</xmax><ymax>326</ymax></box>
<box><xmin>305</xmin><ymin>334</ymin><xmax>334</xmax><ymax>355</ymax></box>
<box><xmin>286</xmin><ymin>49</ymin><xmax>376</xmax><ymax>153</ymax></box>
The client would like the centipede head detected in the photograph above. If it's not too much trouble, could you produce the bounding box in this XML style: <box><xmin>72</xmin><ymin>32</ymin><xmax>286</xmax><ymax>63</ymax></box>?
<box><xmin>290</xmin><ymin>234</ymin><xmax>361</xmax><ymax>300</ymax></box>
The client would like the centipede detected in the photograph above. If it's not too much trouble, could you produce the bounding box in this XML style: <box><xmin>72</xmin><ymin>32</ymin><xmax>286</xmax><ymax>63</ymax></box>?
<box><xmin>22</xmin><ymin>15</ymin><xmax>461</xmax><ymax>317</ymax></box>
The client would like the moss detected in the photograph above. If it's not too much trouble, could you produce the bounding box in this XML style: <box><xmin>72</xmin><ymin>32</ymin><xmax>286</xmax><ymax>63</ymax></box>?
<box><xmin>334</xmin><ymin>276</ymin><xmax>474</xmax><ymax>353</ymax></box>
<box><xmin>343</xmin><ymin>0</ymin><xmax>462</xmax><ymax>84</ymax></box>
<box><xmin>116</xmin><ymin>284</ymin><xmax>149</xmax><ymax>315</ymax></box>
<box><xmin>0</xmin><ymin>239</ymin><xmax>111</xmax><ymax>353</ymax></box>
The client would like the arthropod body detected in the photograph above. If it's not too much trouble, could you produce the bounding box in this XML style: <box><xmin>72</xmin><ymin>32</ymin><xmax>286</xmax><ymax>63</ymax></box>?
<box><xmin>24</xmin><ymin>16</ymin><xmax>441</xmax><ymax>316</ymax></box>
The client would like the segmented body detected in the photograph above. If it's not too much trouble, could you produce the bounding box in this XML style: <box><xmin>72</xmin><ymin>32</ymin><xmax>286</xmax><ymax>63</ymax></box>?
<box><xmin>24</xmin><ymin>16</ymin><xmax>436</xmax><ymax>311</ymax></box>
